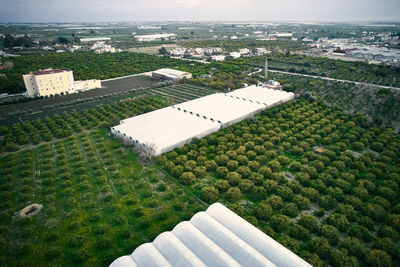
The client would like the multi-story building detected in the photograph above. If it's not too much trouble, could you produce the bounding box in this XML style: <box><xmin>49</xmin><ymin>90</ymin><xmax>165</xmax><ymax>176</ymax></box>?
<box><xmin>23</xmin><ymin>68</ymin><xmax>102</xmax><ymax>97</ymax></box>
<box><xmin>23</xmin><ymin>68</ymin><xmax>75</xmax><ymax>97</ymax></box>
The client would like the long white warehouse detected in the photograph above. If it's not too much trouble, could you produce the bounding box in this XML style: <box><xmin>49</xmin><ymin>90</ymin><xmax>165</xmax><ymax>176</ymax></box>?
<box><xmin>111</xmin><ymin>107</ymin><xmax>220</xmax><ymax>156</ymax></box>
<box><xmin>110</xmin><ymin>203</ymin><xmax>311</xmax><ymax>267</ymax></box>
<box><xmin>111</xmin><ymin>85</ymin><xmax>295</xmax><ymax>156</ymax></box>
<box><xmin>174</xmin><ymin>93</ymin><xmax>265</xmax><ymax>127</ymax></box>
<box><xmin>227</xmin><ymin>85</ymin><xmax>295</xmax><ymax>107</ymax></box>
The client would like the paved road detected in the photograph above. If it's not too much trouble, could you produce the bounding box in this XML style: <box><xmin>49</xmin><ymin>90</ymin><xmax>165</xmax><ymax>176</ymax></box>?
<box><xmin>268</xmin><ymin>69</ymin><xmax>400</xmax><ymax>91</ymax></box>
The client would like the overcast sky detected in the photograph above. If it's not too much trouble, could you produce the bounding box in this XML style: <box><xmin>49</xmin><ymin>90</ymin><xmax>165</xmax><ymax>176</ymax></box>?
<box><xmin>0</xmin><ymin>0</ymin><xmax>399</xmax><ymax>23</ymax></box>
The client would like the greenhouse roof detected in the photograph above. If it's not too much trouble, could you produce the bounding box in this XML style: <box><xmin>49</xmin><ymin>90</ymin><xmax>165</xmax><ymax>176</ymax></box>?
<box><xmin>111</xmin><ymin>107</ymin><xmax>220</xmax><ymax>156</ymax></box>
<box><xmin>174</xmin><ymin>93</ymin><xmax>265</xmax><ymax>126</ymax></box>
<box><xmin>226</xmin><ymin>85</ymin><xmax>295</xmax><ymax>107</ymax></box>
<box><xmin>110</xmin><ymin>203</ymin><xmax>312</xmax><ymax>267</ymax></box>
<box><xmin>111</xmin><ymin>86</ymin><xmax>295</xmax><ymax>156</ymax></box>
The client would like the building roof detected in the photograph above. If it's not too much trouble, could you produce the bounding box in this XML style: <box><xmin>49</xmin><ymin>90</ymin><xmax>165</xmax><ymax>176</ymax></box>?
<box><xmin>112</xmin><ymin>107</ymin><xmax>220</xmax><ymax>156</ymax></box>
<box><xmin>31</xmin><ymin>68</ymin><xmax>71</xmax><ymax>76</ymax></box>
<box><xmin>227</xmin><ymin>85</ymin><xmax>293</xmax><ymax>107</ymax></box>
<box><xmin>111</xmin><ymin>86</ymin><xmax>294</xmax><ymax>156</ymax></box>
<box><xmin>110</xmin><ymin>203</ymin><xmax>312</xmax><ymax>267</ymax></box>
<box><xmin>174</xmin><ymin>93</ymin><xmax>264</xmax><ymax>126</ymax></box>
<box><xmin>152</xmin><ymin>68</ymin><xmax>191</xmax><ymax>78</ymax></box>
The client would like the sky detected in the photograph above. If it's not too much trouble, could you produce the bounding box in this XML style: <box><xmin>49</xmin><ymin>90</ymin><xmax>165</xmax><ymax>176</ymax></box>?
<box><xmin>0</xmin><ymin>0</ymin><xmax>399</xmax><ymax>23</ymax></box>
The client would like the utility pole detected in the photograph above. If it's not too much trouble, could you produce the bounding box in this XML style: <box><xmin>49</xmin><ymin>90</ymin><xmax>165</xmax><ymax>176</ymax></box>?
<box><xmin>265</xmin><ymin>57</ymin><xmax>268</xmax><ymax>81</ymax></box>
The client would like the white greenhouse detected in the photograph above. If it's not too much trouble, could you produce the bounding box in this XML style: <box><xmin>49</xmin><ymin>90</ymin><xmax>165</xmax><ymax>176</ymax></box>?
<box><xmin>174</xmin><ymin>93</ymin><xmax>265</xmax><ymax>127</ymax></box>
<box><xmin>111</xmin><ymin>86</ymin><xmax>296</xmax><ymax>156</ymax></box>
<box><xmin>226</xmin><ymin>85</ymin><xmax>295</xmax><ymax>107</ymax></box>
<box><xmin>111</xmin><ymin>107</ymin><xmax>220</xmax><ymax>156</ymax></box>
<box><xmin>110</xmin><ymin>203</ymin><xmax>311</xmax><ymax>267</ymax></box>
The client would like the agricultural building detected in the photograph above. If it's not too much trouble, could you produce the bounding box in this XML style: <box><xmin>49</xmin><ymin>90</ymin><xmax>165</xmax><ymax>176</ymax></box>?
<box><xmin>174</xmin><ymin>93</ymin><xmax>265</xmax><ymax>127</ymax></box>
<box><xmin>111</xmin><ymin>86</ymin><xmax>294</xmax><ymax>156</ymax></box>
<box><xmin>111</xmin><ymin>107</ymin><xmax>220</xmax><ymax>156</ymax></box>
<box><xmin>110</xmin><ymin>203</ymin><xmax>311</xmax><ymax>267</ymax></box>
<box><xmin>227</xmin><ymin>85</ymin><xmax>294</xmax><ymax>107</ymax></box>
<box><xmin>152</xmin><ymin>68</ymin><xmax>192</xmax><ymax>81</ymax></box>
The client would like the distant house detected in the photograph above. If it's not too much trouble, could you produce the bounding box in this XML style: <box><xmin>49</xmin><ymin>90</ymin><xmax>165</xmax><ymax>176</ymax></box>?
<box><xmin>211</xmin><ymin>55</ymin><xmax>226</xmax><ymax>61</ymax></box>
<box><xmin>332</xmin><ymin>49</ymin><xmax>346</xmax><ymax>56</ymax></box>
<box><xmin>80</xmin><ymin>37</ymin><xmax>111</xmax><ymax>42</ymax></box>
<box><xmin>152</xmin><ymin>68</ymin><xmax>192</xmax><ymax>81</ymax></box>
<box><xmin>134</xmin><ymin>33</ymin><xmax>176</xmax><ymax>42</ymax></box>
<box><xmin>230</xmin><ymin>52</ymin><xmax>241</xmax><ymax>59</ymax></box>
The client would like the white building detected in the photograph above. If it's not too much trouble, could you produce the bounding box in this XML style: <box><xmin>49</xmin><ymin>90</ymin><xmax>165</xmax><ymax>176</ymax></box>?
<box><xmin>111</xmin><ymin>85</ymin><xmax>294</xmax><ymax>156</ymax></box>
<box><xmin>230</xmin><ymin>52</ymin><xmax>241</xmax><ymax>59</ymax></box>
<box><xmin>152</xmin><ymin>68</ymin><xmax>192</xmax><ymax>81</ymax></box>
<box><xmin>137</xmin><ymin>25</ymin><xmax>161</xmax><ymax>29</ymax></box>
<box><xmin>80</xmin><ymin>37</ymin><xmax>111</xmax><ymax>42</ymax></box>
<box><xmin>23</xmin><ymin>68</ymin><xmax>75</xmax><ymax>97</ymax></box>
<box><xmin>110</xmin><ymin>203</ymin><xmax>311</xmax><ymax>267</ymax></box>
<box><xmin>170</xmin><ymin>48</ymin><xmax>186</xmax><ymax>57</ymax></box>
<box><xmin>111</xmin><ymin>107</ymin><xmax>220</xmax><ymax>156</ymax></box>
<box><xmin>134</xmin><ymin>33</ymin><xmax>176</xmax><ymax>42</ymax></box>
<box><xmin>90</xmin><ymin>42</ymin><xmax>117</xmax><ymax>53</ymax></box>
<box><xmin>74</xmin><ymin>79</ymin><xmax>102</xmax><ymax>92</ymax></box>
<box><xmin>211</xmin><ymin>55</ymin><xmax>226</xmax><ymax>61</ymax></box>
<box><xmin>23</xmin><ymin>68</ymin><xmax>102</xmax><ymax>97</ymax></box>
<box><xmin>230</xmin><ymin>35</ymin><xmax>238</xmax><ymax>40</ymax></box>
<box><xmin>239</xmin><ymin>48</ymin><xmax>251</xmax><ymax>55</ymax></box>
<box><xmin>255</xmin><ymin>48</ymin><xmax>270</xmax><ymax>56</ymax></box>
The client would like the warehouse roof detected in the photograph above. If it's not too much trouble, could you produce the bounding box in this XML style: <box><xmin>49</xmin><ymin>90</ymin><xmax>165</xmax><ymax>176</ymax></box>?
<box><xmin>174</xmin><ymin>93</ymin><xmax>265</xmax><ymax>126</ymax></box>
<box><xmin>226</xmin><ymin>85</ymin><xmax>295</xmax><ymax>107</ymax></box>
<box><xmin>110</xmin><ymin>203</ymin><xmax>312</xmax><ymax>267</ymax></box>
<box><xmin>112</xmin><ymin>86</ymin><xmax>295</xmax><ymax>156</ymax></box>
<box><xmin>112</xmin><ymin>107</ymin><xmax>220</xmax><ymax>156</ymax></box>
<box><xmin>152</xmin><ymin>68</ymin><xmax>192</xmax><ymax>79</ymax></box>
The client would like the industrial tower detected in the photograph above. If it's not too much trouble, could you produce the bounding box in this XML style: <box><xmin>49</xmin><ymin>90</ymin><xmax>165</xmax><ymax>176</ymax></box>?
<box><xmin>265</xmin><ymin>57</ymin><xmax>268</xmax><ymax>81</ymax></box>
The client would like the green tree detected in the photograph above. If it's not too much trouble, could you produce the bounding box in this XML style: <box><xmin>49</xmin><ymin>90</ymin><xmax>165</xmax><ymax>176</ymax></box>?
<box><xmin>201</xmin><ymin>186</ymin><xmax>219</xmax><ymax>203</ymax></box>
<box><xmin>158</xmin><ymin>47</ymin><xmax>168</xmax><ymax>55</ymax></box>
<box><xmin>254</xmin><ymin>203</ymin><xmax>272</xmax><ymax>221</ymax></box>
<box><xmin>270</xmin><ymin>214</ymin><xmax>290</xmax><ymax>232</ymax></box>
<box><xmin>225</xmin><ymin>187</ymin><xmax>242</xmax><ymax>202</ymax></box>
<box><xmin>321</xmin><ymin>225</ymin><xmax>340</xmax><ymax>245</ymax></box>
<box><xmin>365</xmin><ymin>250</ymin><xmax>392</xmax><ymax>267</ymax></box>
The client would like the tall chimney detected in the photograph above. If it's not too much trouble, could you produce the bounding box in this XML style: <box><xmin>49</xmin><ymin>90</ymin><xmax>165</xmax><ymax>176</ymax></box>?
<box><xmin>265</xmin><ymin>57</ymin><xmax>268</xmax><ymax>81</ymax></box>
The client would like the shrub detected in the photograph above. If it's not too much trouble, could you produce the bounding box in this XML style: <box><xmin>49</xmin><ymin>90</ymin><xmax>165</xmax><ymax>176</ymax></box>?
<box><xmin>179</xmin><ymin>172</ymin><xmax>196</xmax><ymax>185</ymax></box>
<box><xmin>321</xmin><ymin>225</ymin><xmax>340</xmax><ymax>245</ymax></box>
<box><xmin>254</xmin><ymin>203</ymin><xmax>272</xmax><ymax>221</ymax></box>
<box><xmin>225</xmin><ymin>187</ymin><xmax>242</xmax><ymax>202</ymax></box>
<box><xmin>270</xmin><ymin>214</ymin><xmax>290</xmax><ymax>232</ymax></box>
<box><xmin>282</xmin><ymin>203</ymin><xmax>299</xmax><ymax>218</ymax></box>
<box><xmin>215</xmin><ymin>179</ymin><xmax>230</xmax><ymax>192</ymax></box>
<box><xmin>201</xmin><ymin>186</ymin><xmax>219</xmax><ymax>203</ymax></box>
<box><xmin>365</xmin><ymin>250</ymin><xmax>391</xmax><ymax>267</ymax></box>
<box><xmin>309</xmin><ymin>237</ymin><xmax>331</xmax><ymax>259</ymax></box>
<box><xmin>216</xmin><ymin>167</ymin><xmax>229</xmax><ymax>178</ymax></box>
